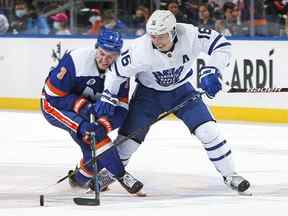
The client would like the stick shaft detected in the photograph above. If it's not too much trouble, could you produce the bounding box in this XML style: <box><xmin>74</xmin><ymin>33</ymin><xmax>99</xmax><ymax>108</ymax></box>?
<box><xmin>227</xmin><ymin>87</ymin><xmax>288</xmax><ymax>93</ymax></box>
<box><xmin>90</xmin><ymin>114</ymin><xmax>100</xmax><ymax>205</ymax></box>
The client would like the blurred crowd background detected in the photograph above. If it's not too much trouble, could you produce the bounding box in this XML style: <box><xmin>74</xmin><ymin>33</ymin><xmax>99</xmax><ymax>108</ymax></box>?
<box><xmin>0</xmin><ymin>0</ymin><xmax>288</xmax><ymax>37</ymax></box>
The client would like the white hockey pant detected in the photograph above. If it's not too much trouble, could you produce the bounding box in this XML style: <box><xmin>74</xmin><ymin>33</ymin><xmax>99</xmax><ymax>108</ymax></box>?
<box><xmin>115</xmin><ymin>135</ymin><xmax>141</xmax><ymax>166</ymax></box>
<box><xmin>194</xmin><ymin>121</ymin><xmax>235</xmax><ymax>176</ymax></box>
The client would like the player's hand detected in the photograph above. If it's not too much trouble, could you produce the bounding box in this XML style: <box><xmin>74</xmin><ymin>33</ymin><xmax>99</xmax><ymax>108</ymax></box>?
<box><xmin>93</xmin><ymin>90</ymin><xmax>119</xmax><ymax>117</ymax></box>
<box><xmin>199</xmin><ymin>66</ymin><xmax>222</xmax><ymax>99</ymax></box>
<box><xmin>78</xmin><ymin>121</ymin><xmax>106</xmax><ymax>144</ymax></box>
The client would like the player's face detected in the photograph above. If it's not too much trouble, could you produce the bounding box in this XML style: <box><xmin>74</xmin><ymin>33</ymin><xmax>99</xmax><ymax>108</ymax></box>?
<box><xmin>150</xmin><ymin>33</ymin><xmax>173</xmax><ymax>52</ymax></box>
<box><xmin>96</xmin><ymin>47</ymin><xmax>119</xmax><ymax>70</ymax></box>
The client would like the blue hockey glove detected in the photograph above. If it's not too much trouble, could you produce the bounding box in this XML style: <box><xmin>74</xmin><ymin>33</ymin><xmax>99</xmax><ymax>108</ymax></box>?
<box><xmin>93</xmin><ymin>90</ymin><xmax>119</xmax><ymax>117</ymax></box>
<box><xmin>199</xmin><ymin>66</ymin><xmax>222</xmax><ymax>99</ymax></box>
<box><xmin>78</xmin><ymin>121</ymin><xmax>107</xmax><ymax>143</ymax></box>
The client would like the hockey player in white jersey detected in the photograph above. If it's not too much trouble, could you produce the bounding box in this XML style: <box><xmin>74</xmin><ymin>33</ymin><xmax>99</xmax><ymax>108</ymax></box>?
<box><xmin>96</xmin><ymin>10</ymin><xmax>250</xmax><ymax>194</ymax></box>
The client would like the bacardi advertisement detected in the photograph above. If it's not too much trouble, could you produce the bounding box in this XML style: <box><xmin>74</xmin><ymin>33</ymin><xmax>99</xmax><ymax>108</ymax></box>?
<box><xmin>0</xmin><ymin>37</ymin><xmax>287</xmax><ymax>111</ymax></box>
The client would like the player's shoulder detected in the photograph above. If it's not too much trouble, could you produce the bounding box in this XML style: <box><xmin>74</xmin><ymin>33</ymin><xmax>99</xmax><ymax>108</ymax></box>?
<box><xmin>69</xmin><ymin>47</ymin><xmax>97</xmax><ymax>76</ymax></box>
<box><xmin>175</xmin><ymin>23</ymin><xmax>200</xmax><ymax>47</ymax></box>
<box><xmin>119</xmin><ymin>34</ymin><xmax>153</xmax><ymax>65</ymax></box>
<box><xmin>69</xmin><ymin>47</ymin><xmax>95</xmax><ymax>66</ymax></box>
<box><xmin>123</xmin><ymin>34</ymin><xmax>152</xmax><ymax>54</ymax></box>
<box><xmin>176</xmin><ymin>23</ymin><xmax>198</xmax><ymax>35</ymax></box>
<box><xmin>69</xmin><ymin>47</ymin><xmax>95</xmax><ymax>61</ymax></box>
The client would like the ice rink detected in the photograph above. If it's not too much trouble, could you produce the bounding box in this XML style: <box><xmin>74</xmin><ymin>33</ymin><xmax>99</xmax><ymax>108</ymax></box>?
<box><xmin>0</xmin><ymin>110</ymin><xmax>288</xmax><ymax>216</ymax></box>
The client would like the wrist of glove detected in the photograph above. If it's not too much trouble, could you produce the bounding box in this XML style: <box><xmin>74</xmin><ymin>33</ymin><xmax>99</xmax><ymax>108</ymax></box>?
<box><xmin>94</xmin><ymin>90</ymin><xmax>119</xmax><ymax>117</ymax></box>
<box><xmin>101</xmin><ymin>90</ymin><xmax>119</xmax><ymax>105</ymax></box>
<box><xmin>73</xmin><ymin>97</ymin><xmax>114</xmax><ymax>134</ymax></box>
<box><xmin>199</xmin><ymin>66</ymin><xmax>222</xmax><ymax>99</ymax></box>
<box><xmin>73</xmin><ymin>97</ymin><xmax>91</xmax><ymax>116</ymax></box>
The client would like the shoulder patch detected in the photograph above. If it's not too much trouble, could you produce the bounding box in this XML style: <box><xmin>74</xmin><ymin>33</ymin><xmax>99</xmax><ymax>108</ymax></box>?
<box><xmin>57</xmin><ymin>67</ymin><xmax>67</xmax><ymax>80</ymax></box>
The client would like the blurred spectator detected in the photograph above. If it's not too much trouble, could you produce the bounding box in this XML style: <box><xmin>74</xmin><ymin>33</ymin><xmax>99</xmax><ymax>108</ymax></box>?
<box><xmin>101</xmin><ymin>10</ymin><xmax>129</xmax><ymax>36</ymax></box>
<box><xmin>240</xmin><ymin>0</ymin><xmax>267</xmax><ymax>36</ymax></box>
<box><xmin>198</xmin><ymin>4</ymin><xmax>215</xmax><ymax>29</ymax></box>
<box><xmin>11</xmin><ymin>0</ymin><xmax>50</xmax><ymax>34</ymax></box>
<box><xmin>231</xmin><ymin>3</ymin><xmax>249</xmax><ymax>35</ymax></box>
<box><xmin>215</xmin><ymin>20</ymin><xmax>232</xmax><ymax>36</ymax></box>
<box><xmin>182</xmin><ymin>0</ymin><xmax>200</xmax><ymax>25</ymax></box>
<box><xmin>87</xmin><ymin>8</ymin><xmax>102</xmax><ymax>35</ymax></box>
<box><xmin>39</xmin><ymin>1</ymin><xmax>67</xmax><ymax>14</ymax></box>
<box><xmin>265</xmin><ymin>0</ymin><xmax>288</xmax><ymax>35</ymax></box>
<box><xmin>215</xmin><ymin>2</ymin><xmax>247</xmax><ymax>36</ymax></box>
<box><xmin>167</xmin><ymin>0</ymin><xmax>188</xmax><ymax>23</ymax></box>
<box><xmin>130</xmin><ymin>5</ymin><xmax>150</xmax><ymax>36</ymax></box>
<box><xmin>283</xmin><ymin>12</ymin><xmax>288</xmax><ymax>35</ymax></box>
<box><xmin>0</xmin><ymin>14</ymin><xmax>9</xmax><ymax>34</ymax></box>
<box><xmin>50</xmin><ymin>12</ymin><xmax>71</xmax><ymax>35</ymax></box>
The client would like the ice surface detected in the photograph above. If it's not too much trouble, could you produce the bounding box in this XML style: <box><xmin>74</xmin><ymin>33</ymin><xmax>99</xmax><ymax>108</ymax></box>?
<box><xmin>0</xmin><ymin>111</ymin><xmax>288</xmax><ymax>216</ymax></box>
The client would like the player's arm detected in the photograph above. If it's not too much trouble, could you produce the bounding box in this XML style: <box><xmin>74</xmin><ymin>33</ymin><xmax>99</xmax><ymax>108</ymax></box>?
<box><xmin>43</xmin><ymin>53</ymin><xmax>83</xmax><ymax>111</ymax></box>
<box><xmin>107</xmin><ymin>79</ymin><xmax>130</xmax><ymax>129</ymax></box>
<box><xmin>43</xmin><ymin>53</ymin><xmax>110</xmax><ymax>142</ymax></box>
<box><xmin>197</xmin><ymin>27</ymin><xmax>232</xmax><ymax>71</ymax></box>
<box><xmin>74</xmin><ymin>79</ymin><xmax>129</xmax><ymax>143</ymax></box>
<box><xmin>95</xmin><ymin>48</ymin><xmax>137</xmax><ymax>117</ymax></box>
<box><xmin>196</xmin><ymin>27</ymin><xmax>232</xmax><ymax>98</ymax></box>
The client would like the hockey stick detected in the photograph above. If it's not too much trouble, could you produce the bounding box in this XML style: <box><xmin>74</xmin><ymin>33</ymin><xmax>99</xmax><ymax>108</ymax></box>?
<box><xmin>56</xmin><ymin>92</ymin><xmax>205</xmax><ymax>185</ymax></box>
<box><xmin>73</xmin><ymin>114</ymin><xmax>100</xmax><ymax>206</ymax></box>
<box><xmin>227</xmin><ymin>87</ymin><xmax>288</xmax><ymax>93</ymax></box>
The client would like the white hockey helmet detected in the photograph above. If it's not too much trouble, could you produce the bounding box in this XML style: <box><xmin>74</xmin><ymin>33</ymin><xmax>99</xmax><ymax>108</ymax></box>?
<box><xmin>146</xmin><ymin>10</ymin><xmax>177</xmax><ymax>41</ymax></box>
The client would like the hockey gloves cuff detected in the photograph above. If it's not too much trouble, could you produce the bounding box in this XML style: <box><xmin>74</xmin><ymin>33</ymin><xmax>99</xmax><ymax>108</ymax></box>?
<box><xmin>199</xmin><ymin>66</ymin><xmax>222</xmax><ymax>99</ymax></box>
<box><xmin>94</xmin><ymin>90</ymin><xmax>119</xmax><ymax>117</ymax></box>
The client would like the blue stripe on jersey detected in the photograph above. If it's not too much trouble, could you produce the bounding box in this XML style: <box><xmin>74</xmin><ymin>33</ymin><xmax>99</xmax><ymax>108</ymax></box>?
<box><xmin>208</xmin><ymin>34</ymin><xmax>223</xmax><ymax>55</ymax></box>
<box><xmin>210</xmin><ymin>150</ymin><xmax>232</xmax><ymax>161</ymax></box>
<box><xmin>212</xmin><ymin>42</ymin><xmax>231</xmax><ymax>53</ymax></box>
<box><xmin>205</xmin><ymin>140</ymin><xmax>226</xmax><ymax>151</ymax></box>
<box><xmin>176</xmin><ymin>68</ymin><xmax>193</xmax><ymax>84</ymax></box>
<box><xmin>114</xmin><ymin>62</ymin><xmax>129</xmax><ymax>78</ymax></box>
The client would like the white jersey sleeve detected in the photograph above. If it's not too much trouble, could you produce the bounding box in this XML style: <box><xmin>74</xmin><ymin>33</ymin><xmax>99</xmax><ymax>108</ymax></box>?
<box><xmin>191</xmin><ymin>25</ymin><xmax>232</xmax><ymax>72</ymax></box>
<box><xmin>104</xmin><ymin>36</ymin><xmax>151</xmax><ymax>94</ymax></box>
<box><xmin>105</xmin><ymin>66</ymin><xmax>128</xmax><ymax>95</ymax></box>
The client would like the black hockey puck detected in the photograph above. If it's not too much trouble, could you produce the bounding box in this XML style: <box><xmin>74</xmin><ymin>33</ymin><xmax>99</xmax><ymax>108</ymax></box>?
<box><xmin>40</xmin><ymin>194</ymin><xmax>44</xmax><ymax>206</ymax></box>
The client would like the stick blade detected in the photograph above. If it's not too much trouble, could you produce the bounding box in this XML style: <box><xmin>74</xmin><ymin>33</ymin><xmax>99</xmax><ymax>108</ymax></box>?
<box><xmin>73</xmin><ymin>197</ymin><xmax>100</xmax><ymax>206</ymax></box>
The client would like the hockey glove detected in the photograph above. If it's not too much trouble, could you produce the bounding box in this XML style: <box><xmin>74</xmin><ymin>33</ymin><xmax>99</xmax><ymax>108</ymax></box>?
<box><xmin>78</xmin><ymin>121</ymin><xmax>106</xmax><ymax>144</ymax></box>
<box><xmin>78</xmin><ymin>117</ymin><xmax>113</xmax><ymax>144</ymax></box>
<box><xmin>199</xmin><ymin>66</ymin><xmax>222</xmax><ymax>99</ymax></box>
<box><xmin>73</xmin><ymin>96</ymin><xmax>116</xmax><ymax>120</ymax></box>
<box><xmin>94</xmin><ymin>90</ymin><xmax>119</xmax><ymax>117</ymax></box>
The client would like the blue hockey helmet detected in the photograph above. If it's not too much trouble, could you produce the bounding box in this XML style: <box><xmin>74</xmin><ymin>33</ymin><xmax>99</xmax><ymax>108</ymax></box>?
<box><xmin>96</xmin><ymin>29</ymin><xmax>123</xmax><ymax>53</ymax></box>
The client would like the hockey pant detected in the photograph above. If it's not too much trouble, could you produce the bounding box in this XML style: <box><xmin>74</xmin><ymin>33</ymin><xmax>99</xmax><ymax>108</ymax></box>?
<box><xmin>116</xmin><ymin>83</ymin><xmax>235</xmax><ymax>176</ymax></box>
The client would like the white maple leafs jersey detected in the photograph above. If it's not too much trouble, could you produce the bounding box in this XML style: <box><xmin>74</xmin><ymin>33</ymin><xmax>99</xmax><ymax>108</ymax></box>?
<box><xmin>105</xmin><ymin>23</ymin><xmax>232</xmax><ymax>94</ymax></box>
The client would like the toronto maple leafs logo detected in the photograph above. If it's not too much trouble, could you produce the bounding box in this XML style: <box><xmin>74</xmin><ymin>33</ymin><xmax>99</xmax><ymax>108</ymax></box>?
<box><xmin>153</xmin><ymin>66</ymin><xmax>184</xmax><ymax>87</ymax></box>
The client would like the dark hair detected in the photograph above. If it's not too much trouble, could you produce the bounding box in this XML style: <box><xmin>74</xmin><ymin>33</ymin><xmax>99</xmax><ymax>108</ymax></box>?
<box><xmin>223</xmin><ymin>2</ymin><xmax>236</xmax><ymax>13</ymax></box>
<box><xmin>167</xmin><ymin>0</ymin><xmax>179</xmax><ymax>7</ymax></box>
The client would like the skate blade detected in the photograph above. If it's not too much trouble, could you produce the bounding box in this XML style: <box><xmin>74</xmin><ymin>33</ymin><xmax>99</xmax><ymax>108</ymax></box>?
<box><xmin>238</xmin><ymin>189</ymin><xmax>252</xmax><ymax>196</ymax></box>
<box><xmin>86</xmin><ymin>187</ymin><xmax>110</xmax><ymax>194</ymax></box>
<box><xmin>134</xmin><ymin>189</ymin><xmax>147</xmax><ymax>197</ymax></box>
